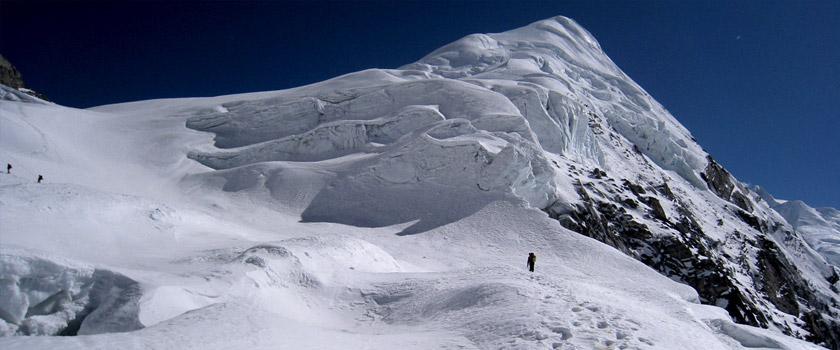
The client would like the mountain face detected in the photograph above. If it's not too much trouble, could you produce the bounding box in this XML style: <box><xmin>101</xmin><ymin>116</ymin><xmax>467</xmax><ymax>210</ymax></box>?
<box><xmin>757</xmin><ymin>187</ymin><xmax>840</xmax><ymax>270</ymax></box>
<box><xmin>186</xmin><ymin>16</ymin><xmax>839</xmax><ymax>345</ymax></box>
<box><xmin>0</xmin><ymin>16</ymin><xmax>837</xmax><ymax>349</ymax></box>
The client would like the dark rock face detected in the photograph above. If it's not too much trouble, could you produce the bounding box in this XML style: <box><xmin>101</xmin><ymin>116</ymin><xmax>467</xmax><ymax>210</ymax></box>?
<box><xmin>643</xmin><ymin>235</ymin><xmax>767</xmax><ymax>327</ymax></box>
<box><xmin>702</xmin><ymin>156</ymin><xmax>755</xmax><ymax>212</ymax></box>
<box><xmin>731</xmin><ymin>190</ymin><xmax>754</xmax><ymax>212</ymax></box>
<box><xmin>735</xmin><ymin>209</ymin><xmax>765</xmax><ymax>232</ymax></box>
<box><xmin>803</xmin><ymin>310</ymin><xmax>840</xmax><ymax>348</ymax></box>
<box><xmin>641</xmin><ymin>196</ymin><xmax>667</xmax><ymax>221</ymax></box>
<box><xmin>0</xmin><ymin>55</ymin><xmax>24</xmax><ymax>89</ymax></box>
<box><xmin>545</xmin><ymin>170</ymin><xmax>840</xmax><ymax>349</ymax></box>
<box><xmin>702</xmin><ymin>156</ymin><xmax>735</xmax><ymax>200</ymax></box>
<box><xmin>756</xmin><ymin>238</ymin><xmax>800</xmax><ymax>316</ymax></box>
<box><xmin>547</xmin><ymin>183</ymin><xmax>769</xmax><ymax>327</ymax></box>
<box><xmin>755</xmin><ymin>237</ymin><xmax>840</xmax><ymax>349</ymax></box>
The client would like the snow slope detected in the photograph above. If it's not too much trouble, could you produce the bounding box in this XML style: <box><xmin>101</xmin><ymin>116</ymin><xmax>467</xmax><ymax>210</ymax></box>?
<box><xmin>756</xmin><ymin>187</ymin><xmax>840</xmax><ymax>269</ymax></box>
<box><xmin>1</xmin><ymin>16</ymin><xmax>836</xmax><ymax>349</ymax></box>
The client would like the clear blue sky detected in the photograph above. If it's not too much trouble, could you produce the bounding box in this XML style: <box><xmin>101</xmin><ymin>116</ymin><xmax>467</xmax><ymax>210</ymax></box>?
<box><xmin>1</xmin><ymin>1</ymin><xmax>838</xmax><ymax>208</ymax></box>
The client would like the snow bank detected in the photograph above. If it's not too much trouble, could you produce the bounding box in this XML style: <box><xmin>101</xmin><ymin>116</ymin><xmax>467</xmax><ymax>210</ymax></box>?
<box><xmin>0</xmin><ymin>84</ymin><xmax>49</xmax><ymax>104</ymax></box>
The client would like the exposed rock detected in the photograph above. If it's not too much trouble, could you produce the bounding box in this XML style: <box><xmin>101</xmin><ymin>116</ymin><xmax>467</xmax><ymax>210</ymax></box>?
<box><xmin>731</xmin><ymin>190</ymin><xmax>754</xmax><ymax>212</ymax></box>
<box><xmin>0</xmin><ymin>55</ymin><xmax>24</xmax><ymax>89</ymax></box>
<box><xmin>543</xmin><ymin>168</ymin><xmax>840</xmax><ymax>349</ymax></box>
<box><xmin>755</xmin><ymin>238</ymin><xmax>800</xmax><ymax>316</ymax></box>
<box><xmin>654</xmin><ymin>182</ymin><xmax>675</xmax><ymax>200</ymax></box>
<box><xmin>735</xmin><ymin>209</ymin><xmax>764</xmax><ymax>232</ymax></box>
<box><xmin>546</xmin><ymin>190</ymin><xmax>769</xmax><ymax>328</ymax></box>
<box><xmin>643</xmin><ymin>235</ymin><xmax>768</xmax><ymax>327</ymax></box>
<box><xmin>701</xmin><ymin>156</ymin><xmax>757</xmax><ymax>213</ymax></box>
<box><xmin>622</xmin><ymin>179</ymin><xmax>646</xmax><ymax>196</ymax></box>
<box><xmin>802</xmin><ymin>310</ymin><xmax>840</xmax><ymax>348</ymax></box>
<box><xmin>641</xmin><ymin>196</ymin><xmax>667</xmax><ymax>221</ymax></box>
<box><xmin>702</xmin><ymin>156</ymin><xmax>735</xmax><ymax>200</ymax></box>
<box><xmin>620</xmin><ymin>197</ymin><xmax>639</xmax><ymax>209</ymax></box>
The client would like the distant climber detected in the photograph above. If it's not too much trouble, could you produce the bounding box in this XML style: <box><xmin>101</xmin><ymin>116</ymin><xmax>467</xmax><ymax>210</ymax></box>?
<box><xmin>37</xmin><ymin>174</ymin><xmax>43</xmax><ymax>183</ymax></box>
<box><xmin>6</xmin><ymin>163</ymin><xmax>10</xmax><ymax>174</ymax></box>
<box><xmin>527</xmin><ymin>252</ymin><xmax>536</xmax><ymax>272</ymax></box>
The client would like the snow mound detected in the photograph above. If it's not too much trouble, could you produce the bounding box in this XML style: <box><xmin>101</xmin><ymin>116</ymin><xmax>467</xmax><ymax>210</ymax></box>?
<box><xmin>280</xmin><ymin>235</ymin><xmax>407</xmax><ymax>283</ymax></box>
<box><xmin>0</xmin><ymin>84</ymin><xmax>48</xmax><ymax>104</ymax></box>
<box><xmin>226</xmin><ymin>243</ymin><xmax>321</xmax><ymax>289</ymax></box>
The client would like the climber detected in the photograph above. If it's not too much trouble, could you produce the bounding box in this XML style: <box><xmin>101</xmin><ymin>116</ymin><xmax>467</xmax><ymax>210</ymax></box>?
<box><xmin>37</xmin><ymin>174</ymin><xmax>43</xmax><ymax>183</ymax></box>
<box><xmin>527</xmin><ymin>252</ymin><xmax>536</xmax><ymax>272</ymax></box>
<box><xmin>6</xmin><ymin>163</ymin><xmax>11</xmax><ymax>174</ymax></box>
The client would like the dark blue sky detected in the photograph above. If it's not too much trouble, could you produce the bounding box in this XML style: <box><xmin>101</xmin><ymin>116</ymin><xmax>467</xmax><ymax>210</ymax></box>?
<box><xmin>1</xmin><ymin>1</ymin><xmax>838</xmax><ymax>208</ymax></box>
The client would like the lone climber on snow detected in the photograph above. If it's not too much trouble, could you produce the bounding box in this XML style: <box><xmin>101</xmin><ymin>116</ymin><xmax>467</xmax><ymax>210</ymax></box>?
<box><xmin>6</xmin><ymin>163</ymin><xmax>11</xmax><ymax>174</ymax></box>
<box><xmin>527</xmin><ymin>252</ymin><xmax>536</xmax><ymax>272</ymax></box>
<box><xmin>37</xmin><ymin>174</ymin><xmax>43</xmax><ymax>183</ymax></box>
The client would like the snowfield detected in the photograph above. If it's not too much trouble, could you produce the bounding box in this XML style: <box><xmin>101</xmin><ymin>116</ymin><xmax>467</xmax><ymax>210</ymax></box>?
<box><xmin>1</xmin><ymin>16</ymin><xmax>836</xmax><ymax>349</ymax></box>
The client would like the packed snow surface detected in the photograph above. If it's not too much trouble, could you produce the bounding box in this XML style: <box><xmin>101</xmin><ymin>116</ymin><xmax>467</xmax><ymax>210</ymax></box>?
<box><xmin>1</xmin><ymin>16</ymin><xmax>833</xmax><ymax>349</ymax></box>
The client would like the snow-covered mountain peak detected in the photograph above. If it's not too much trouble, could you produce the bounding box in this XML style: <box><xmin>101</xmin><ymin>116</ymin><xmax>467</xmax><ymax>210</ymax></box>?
<box><xmin>405</xmin><ymin>16</ymin><xmax>706</xmax><ymax>189</ymax></box>
<box><xmin>412</xmin><ymin>16</ymin><xmax>609</xmax><ymax>76</ymax></box>
<box><xmin>1</xmin><ymin>15</ymin><xmax>838</xmax><ymax>349</ymax></box>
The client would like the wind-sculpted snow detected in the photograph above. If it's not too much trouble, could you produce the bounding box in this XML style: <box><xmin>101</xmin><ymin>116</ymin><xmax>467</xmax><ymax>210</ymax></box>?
<box><xmin>0</xmin><ymin>253</ymin><xmax>142</xmax><ymax>336</ymax></box>
<box><xmin>187</xmin><ymin>79</ymin><xmax>531</xmax><ymax>148</ymax></box>
<box><xmin>188</xmin><ymin>105</ymin><xmax>446</xmax><ymax>168</ymax></box>
<box><xmin>2</xmin><ymin>14</ymin><xmax>838</xmax><ymax>350</ymax></box>
<box><xmin>403</xmin><ymin>16</ymin><xmax>706</xmax><ymax>185</ymax></box>
<box><xmin>186</xmin><ymin>76</ymin><xmax>559</xmax><ymax>230</ymax></box>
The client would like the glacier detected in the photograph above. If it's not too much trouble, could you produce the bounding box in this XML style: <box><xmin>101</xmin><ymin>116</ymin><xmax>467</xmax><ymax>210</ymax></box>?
<box><xmin>1</xmin><ymin>16</ymin><xmax>837</xmax><ymax>349</ymax></box>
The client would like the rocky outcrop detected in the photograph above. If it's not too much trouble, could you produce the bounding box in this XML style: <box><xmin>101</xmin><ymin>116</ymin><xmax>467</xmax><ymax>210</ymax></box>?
<box><xmin>0</xmin><ymin>55</ymin><xmax>24</xmax><ymax>89</ymax></box>
<box><xmin>545</xmin><ymin>167</ymin><xmax>839</xmax><ymax>349</ymax></box>
<box><xmin>0</xmin><ymin>55</ymin><xmax>48</xmax><ymax>101</ymax></box>
<box><xmin>731</xmin><ymin>190</ymin><xmax>754</xmax><ymax>212</ymax></box>
<box><xmin>755</xmin><ymin>238</ymin><xmax>800</xmax><ymax>315</ymax></box>
<box><xmin>803</xmin><ymin>310</ymin><xmax>840</xmax><ymax>348</ymax></box>
<box><xmin>702</xmin><ymin>156</ymin><xmax>735</xmax><ymax>199</ymax></box>
<box><xmin>545</xmin><ymin>181</ymin><xmax>768</xmax><ymax>328</ymax></box>
<box><xmin>702</xmin><ymin>156</ymin><xmax>755</xmax><ymax>212</ymax></box>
